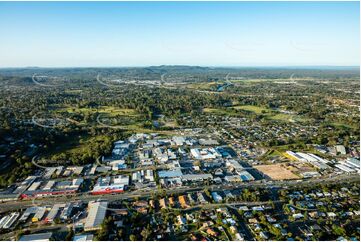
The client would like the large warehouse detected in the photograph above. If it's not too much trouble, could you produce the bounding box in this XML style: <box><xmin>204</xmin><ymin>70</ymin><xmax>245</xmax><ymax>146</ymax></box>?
<box><xmin>84</xmin><ymin>201</ymin><xmax>108</xmax><ymax>231</ymax></box>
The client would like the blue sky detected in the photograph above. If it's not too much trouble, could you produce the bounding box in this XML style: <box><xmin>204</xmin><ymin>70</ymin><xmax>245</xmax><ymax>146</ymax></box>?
<box><xmin>0</xmin><ymin>1</ymin><xmax>359</xmax><ymax>67</ymax></box>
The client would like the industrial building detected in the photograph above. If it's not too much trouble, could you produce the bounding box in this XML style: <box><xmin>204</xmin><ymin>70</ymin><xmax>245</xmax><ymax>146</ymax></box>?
<box><xmin>158</xmin><ymin>169</ymin><xmax>183</xmax><ymax>178</ymax></box>
<box><xmin>21</xmin><ymin>178</ymin><xmax>83</xmax><ymax>199</ymax></box>
<box><xmin>181</xmin><ymin>174</ymin><xmax>213</xmax><ymax>182</ymax></box>
<box><xmin>286</xmin><ymin>151</ymin><xmax>330</xmax><ymax>170</ymax></box>
<box><xmin>190</xmin><ymin>148</ymin><xmax>222</xmax><ymax>160</ymax></box>
<box><xmin>44</xmin><ymin>204</ymin><xmax>64</xmax><ymax>223</ymax></box>
<box><xmin>73</xmin><ymin>234</ymin><xmax>94</xmax><ymax>241</ymax></box>
<box><xmin>345</xmin><ymin>158</ymin><xmax>360</xmax><ymax>169</ymax></box>
<box><xmin>19</xmin><ymin>232</ymin><xmax>53</xmax><ymax>241</ymax></box>
<box><xmin>0</xmin><ymin>212</ymin><xmax>19</xmax><ymax>229</ymax></box>
<box><xmin>84</xmin><ymin>201</ymin><xmax>108</xmax><ymax>231</ymax></box>
<box><xmin>211</xmin><ymin>192</ymin><xmax>223</xmax><ymax>203</ymax></box>
<box><xmin>60</xmin><ymin>203</ymin><xmax>74</xmax><ymax>221</ymax></box>
<box><xmin>19</xmin><ymin>207</ymin><xmax>39</xmax><ymax>223</ymax></box>
<box><xmin>32</xmin><ymin>207</ymin><xmax>46</xmax><ymax>222</ymax></box>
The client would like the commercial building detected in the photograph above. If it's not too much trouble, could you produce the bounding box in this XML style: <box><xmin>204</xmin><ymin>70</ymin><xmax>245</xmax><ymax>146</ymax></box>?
<box><xmin>44</xmin><ymin>167</ymin><xmax>63</xmax><ymax>179</ymax></box>
<box><xmin>158</xmin><ymin>169</ymin><xmax>183</xmax><ymax>178</ymax></box>
<box><xmin>12</xmin><ymin>176</ymin><xmax>38</xmax><ymax>196</ymax></box>
<box><xmin>238</xmin><ymin>171</ymin><xmax>255</xmax><ymax>181</ymax></box>
<box><xmin>19</xmin><ymin>207</ymin><xmax>38</xmax><ymax>223</ymax></box>
<box><xmin>44</xmin><ymin>204</ymin><xmax>63</xmax><ymax>223</ymax></box>
<box><xmin>60</xmin><ymin>203</ymin><xmax>74</xmax><ymax>221</ymax></box>
<box><xmin>73</xmin><ymin>234</ymin><xmax>94</xmax><ymax>241</ymax></box>
<box><xmin>181</xmin><ymin>174</ymin><xmax>213</xmax><ymax>182</ymax></box>
<box><xmin>0</xmin><ymin>212</ymin><xmax>19</xmax><ymax>229</ymax></box>
<box><xmin>84</xmin><ymin>201</ymin><xmax>108</xmax><ymax>231</ymax></box>
<box><xmin>286</xmin><ymin>151</ymin><xmax>330</xmax><ymax>170</ymax></box>
<box><xmin>172</xmin><ymin>136</ymin><xmax>186</xmax><ymax>146</ymax></box>
<box><xmin>199</xmin><ymin>139</ymin><xmax>219</xmax><ymax>146</ymax></box>
<box><xmin>226</xmin><ymin>160</ymin><xmax>244</xmax><ymax>172</ymax></box>
<box><xmin>224</xmin><ymin>175</ymin><xmax>242</xmax><ymax>183</ymax></box>
<box><xmin>91</xmin><ymin>176</ymin><xmax>127</xmax><ymax>195</ymax></box>
<box><xmin>19</xmin><ymin>232</ymin><xmax>53</xmax><ymax>241</ymax></box>
<box><xmin>27</xmin><ymin>181</ymin><xmax>42</xmax><ymax>192</ymax></box>
<box><xmin>335</xmin><ymin>145</ymin><xmax>346</xmax><ymax>155</ymax></box>
<box><xmin>32</xmin><ymin>207</ymin><xmax>46</xmax><ymax>222</ymax></box>
<box><xmin>211</xmin><ymin>192</ymin><xmax>223</xmax><ymax>203</ymax></box>
<box><xmin>190</xmin><ymin>148</ymin><xmax>221</xmax><ymax>160</ymax></box>
<box><xmin>112</xmin><ymin>141</ymin><xmax>131</xmax><ymax>158</ymax></box>
<box><xmin>335</xmin><ymin>164</ymin><xmax>356</xmax><ymax>173</ymax></box>
<box><xmin>21</xmin><ymin>178</ymin><xmax>83</xmax><ymax>199</ymax></box>
<box><xmin>285</xmin><ymin>151</ymin><xmax>304</xmax><ymax>161</ymax></box>
<box><xmin>145</xmin><ymin>170</ymin><xmax>154</xmax><ymax>182</ymax></box>
<box><xmin>345</xmin><ymin>158</ymin><xmax>360</xmax><ymax>169</ymax></box>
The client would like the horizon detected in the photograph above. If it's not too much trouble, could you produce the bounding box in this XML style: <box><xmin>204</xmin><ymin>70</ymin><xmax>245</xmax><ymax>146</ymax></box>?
<box><xmin>0</xmin><ymin>1</ymin><xmax>359</xmax><ymax>67</ymax></box>
<box><xmin>0</xmin><ymin>65</ymin><xmax>359</xmax><ymax>69</ymax></box>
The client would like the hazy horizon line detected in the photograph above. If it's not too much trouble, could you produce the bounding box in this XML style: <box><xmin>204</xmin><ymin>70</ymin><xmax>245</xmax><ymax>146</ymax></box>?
<box><xmin>0</xmin><ymin>65</ymin><xmax>359</xmax><ymax>69</ymax></box>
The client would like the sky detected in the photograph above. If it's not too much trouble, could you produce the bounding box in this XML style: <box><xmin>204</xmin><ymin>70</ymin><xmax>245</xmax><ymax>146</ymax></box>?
<box><xmin>0</xmin><ymin>1</ymin><xmax>359</xmax><ymax>67</ymax></box>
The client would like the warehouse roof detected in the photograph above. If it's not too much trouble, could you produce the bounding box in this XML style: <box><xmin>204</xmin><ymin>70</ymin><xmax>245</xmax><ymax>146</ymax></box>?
<box><xmin>84</xmin><ymin>201</ymin><xmax>108</xmax><ymax>231</ymax></box>
<box><xmin>19</xmin><ymin>232</ymin><xmax>53</xmax><ymax>241</ymax></box>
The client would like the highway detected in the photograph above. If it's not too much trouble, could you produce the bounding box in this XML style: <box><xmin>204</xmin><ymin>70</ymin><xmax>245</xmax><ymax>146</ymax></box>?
<box><xmin>0</xmin><ymin>173</ymin><xmax>358</xmax><ymax>213</ymax></box>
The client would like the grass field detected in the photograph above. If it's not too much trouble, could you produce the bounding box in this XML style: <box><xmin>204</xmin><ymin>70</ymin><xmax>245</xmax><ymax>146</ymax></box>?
<box><xmin>56</xmin><ymin>105</ymin><xmax>138</xmax><ymax>117</ymax></box>
<box><xmin>329</xmin><ymin>122</ymin><xmax>359</xmax><ymax>130</ymax></box>
<box><xmin>270</xmin><ymin>113</ymin><xmax>297</xmax><ymax>122</ymax></box>
<box><xmin>233</xmin><ymin>105</ymin><xmax>271</xmax><ymax>114</ymax></box>
<box><xmin>261</xmin><ymin>149</ymin><xmax>284</xmax><ymax>159</ymax></box>
<box><xmin>204</xmin><ymin>105</ymin><xmax>307</xmax><ymax>123</ymax></box>
<box><xmin>203</xmin><ymin>107</ymin><xmax>240</xmax><ymax>116</ymax></box>
<box><xmin>186</xmin><ymin>82</ymin><xmax>218</xmax><ymax>90</ymax></box>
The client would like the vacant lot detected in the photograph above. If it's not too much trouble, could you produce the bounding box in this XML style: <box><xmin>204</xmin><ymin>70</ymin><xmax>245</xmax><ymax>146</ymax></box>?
<box><xmin>254</xmin><ymin>164</ymin><xmax>299</xmax><ymax>180</ymax></box>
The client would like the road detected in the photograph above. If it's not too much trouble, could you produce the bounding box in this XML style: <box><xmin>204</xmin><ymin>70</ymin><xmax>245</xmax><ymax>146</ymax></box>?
<box><xmin>0</xmin><ymin>173</ymin><xmax>358</xmax><ymax>213</ymax></box>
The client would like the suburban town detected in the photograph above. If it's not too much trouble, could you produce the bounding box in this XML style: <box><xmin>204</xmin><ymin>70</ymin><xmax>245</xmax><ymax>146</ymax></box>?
<box><xmin>0</xmin><ymin>129</ymin><xmax>359</xmax><ymax>241</ymax></box>
<box><xmin>0</xmin><ymin>1</ymin><xmax>360</xmax><ymax>241</ymax></box>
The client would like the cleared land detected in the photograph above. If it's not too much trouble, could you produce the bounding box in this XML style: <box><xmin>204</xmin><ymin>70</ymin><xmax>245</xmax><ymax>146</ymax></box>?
<box><xmin>254</xmin><ymin>164</ymin><xmax>299</xmax><ymax>180</ymax></box>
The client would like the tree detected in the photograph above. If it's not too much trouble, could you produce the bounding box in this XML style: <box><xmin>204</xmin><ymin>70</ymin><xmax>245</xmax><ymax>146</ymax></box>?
<box><xmin>141</xmin><ymin>226</ymin><xmax>152</xmax><ymax>240</ymax></box>
<box><xmin>65</xmin><ymin>228</ymin><xmax>74</xmax><ymax>241</ymax></box>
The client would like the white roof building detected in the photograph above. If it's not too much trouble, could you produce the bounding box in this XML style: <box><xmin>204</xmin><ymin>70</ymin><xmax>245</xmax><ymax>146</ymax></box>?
<box><xmin>113</xmin><ymin>175</ymin><xmax>130</xmax><ymax>186</ymax></box>
<box><xmin>145</xmin><ymin>170</ymin><xmax>154</xmax><ymax>182</ymax></box>
<box><xmin>172</xmin><ymin>136</ymin><xmax>186</xmax><ymax>146</ymax></box>
<box><xmin>335</xmin><ymin>145</ymin><xmax>346</xmax><ymax>155</ymax></box>
<box><xmin>190</xmin><ymin>148</ymin><xmax>221</xmax><ymax>160</ymax></box>
<box><xmin>84</xmin><ymin>201</ymin><xmax>108</xmax><ymax>231</ymax></box>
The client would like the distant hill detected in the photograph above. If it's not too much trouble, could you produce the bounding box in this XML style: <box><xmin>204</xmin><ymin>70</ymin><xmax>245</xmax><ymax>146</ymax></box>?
<box><xmin>0</xmin><ymin>66</ymin><xmax>359</xmax><ymax>81</ymax></box>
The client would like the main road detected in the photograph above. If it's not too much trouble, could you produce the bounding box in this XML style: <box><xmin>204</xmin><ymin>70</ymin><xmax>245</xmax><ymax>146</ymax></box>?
<box><xmin>0</xmin><ymin>173</ymin><xmax>358</xmax><ymax>213</ymax></box>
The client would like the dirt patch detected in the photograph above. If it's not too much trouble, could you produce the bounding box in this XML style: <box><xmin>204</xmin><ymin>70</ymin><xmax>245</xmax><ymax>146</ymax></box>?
<box><xmin>254</xmin><ymin>164</ymin><xmax>299</xmax><ymax>180</ymax></box>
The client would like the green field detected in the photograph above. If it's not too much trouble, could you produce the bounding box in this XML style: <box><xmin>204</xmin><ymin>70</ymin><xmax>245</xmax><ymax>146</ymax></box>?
<box><xmin>186</xmin><ymin>82</ymin><xmax>218</xmax><ymax>90</ymax></box>
<box><xmin>56</xmin><ymin>105</ymin><xmax>138</xmax><ymax>117</ymax></box>
<box><xmin>204</xmin><ymin>105</ymin><xmax>308</xmax><ymax>123</ymax></box>
<box><xmin>329</xmin><ymin>122</ymin><xmax>359</xmax><ymax>130</ymax></box>
<box><xmin>233</xmin><ymin>105</ymin><xmax>271</xmax><ymax>114</ymax></box>
<box><xmin>203</xmin><ymin>107</ymin><xmax>240</xmax><ymax>116</ymax></box>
